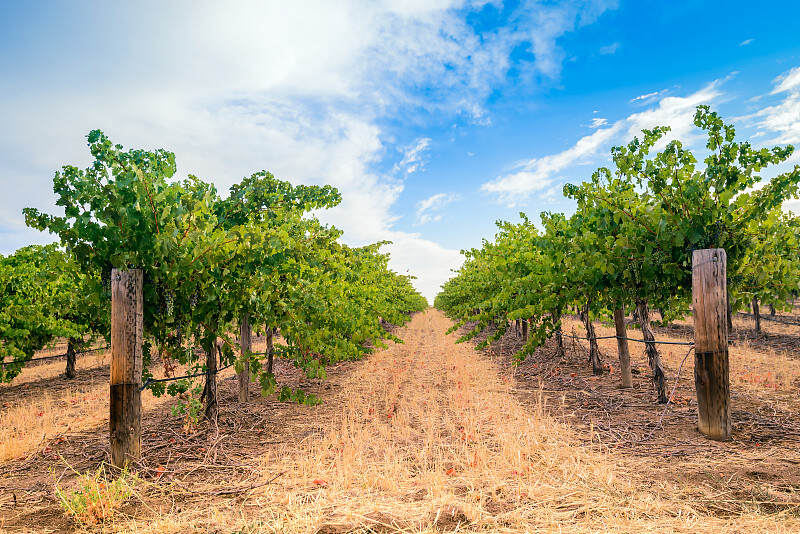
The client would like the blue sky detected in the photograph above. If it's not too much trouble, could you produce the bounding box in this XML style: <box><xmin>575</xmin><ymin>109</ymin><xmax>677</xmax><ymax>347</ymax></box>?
<box><xmin>2</xmin><ymin>1</ymin><xmax>800</xmax><ymax>301</ymax></box>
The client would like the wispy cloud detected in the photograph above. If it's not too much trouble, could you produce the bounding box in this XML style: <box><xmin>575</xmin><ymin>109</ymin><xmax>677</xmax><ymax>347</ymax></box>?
<box><xmin>599</xmin><ymin>42</ymin><xmax>620</xmax><ymax>55</ymax></box>
<box><xmin>482</xmin><ymin>81</ymin><xmax>723</xmax><ymax>205</ymax></box>
<box><xmin>481</xmin><ymin>123</ymin><xmax>623</xmax><ymax>205</ymax></box>
<box><xmin>749</xmin><ymin>65</ymin><xmax>800</xmax><ymax>144</ymax></box>
<box><xmin>0</xmin><ymin>0</ymin><xmax>620</xmax><ymax>302</ymax></box>
<box><xmin>739</xmin><ymin>38</ymin><xmax>754</xmax><ymax>46</ymax></box>
<box><xmin>630</xmin><ymin>89</ymin><xmax>668</xmax><ymax>104</ymax></box>
<box><xmin>589</xmin><ymin>117</ymin><xmax>608</xmax><ymax>128</ymax></box>
<box><xmin>395</xmin><ymin>137</ymin><xmax>432</xmax><ymax>175</ymax></box>
<box><xmin>771</xmin><ymin>66</ymin><xmax>800</xmax><ymax>94</ymax></box>
<box><xmin>416</xmin><ymin>192</ymin><xmax>459</xmax><ymax>225</ymax></box>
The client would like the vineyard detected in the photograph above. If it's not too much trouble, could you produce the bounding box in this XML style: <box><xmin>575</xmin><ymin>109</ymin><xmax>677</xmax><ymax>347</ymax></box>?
<box><xmin>1</xmin><ymin>105</ymin><xmax>800</xmax><ymax>533</ymax></box>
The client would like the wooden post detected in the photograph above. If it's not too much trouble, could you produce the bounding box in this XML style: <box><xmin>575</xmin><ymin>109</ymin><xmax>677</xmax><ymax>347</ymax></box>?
<box><xmin>110</xmin><ymin>268</ymin><xmax>143</xmax><ymax>468</ymax></box>
<box><xmin>692</xmin><ymin>249</ymin><xmax>730</xmax><ymax>441</ymax></box>
<box><xmin>613</xmin><ymin>308</ymin><xmax>632</xmax><ymax>388</ymax></box>
<box><xmin>238</xmin><ymin>314</ymin><xmax>251</xmax><ymax>402</ymax></box>
<box><xmin>521</xmin><ymin>318</ymin><xmax>528</xmax><ymax>342</ymax></box>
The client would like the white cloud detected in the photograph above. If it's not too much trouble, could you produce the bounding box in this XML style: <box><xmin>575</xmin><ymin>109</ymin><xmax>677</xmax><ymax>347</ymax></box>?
<box><xmin>380</xmin><ymin>232</ymin><xmax>463</xmax><ymax>303</ymax></box>
<box><xmin>771</xmin><ymin>66</ymin><xmax>800</xmax><ymax>95</ymax></box>
<box><xmin>512</xmin><ymin>0</ymin><xmax>619</xmax><ymax>79</ymax></box>
<box><xmin>599</xmin><ymin>42</ymin><xmax>620</xmax><ymax>55</ymax></box>
<box><xmin>624</xmin><ymin>81</ymin><xmax>722</xmax><ymax>143</ymax></box>
<box><xmin>739</xmin><ymin>38</ymin><xmax>754</xmax><ymax>47</ymax></box>
<box><xmin>481</xmin><ymin>122</ymin><xmax>622</xmax><ymax>205</ymax></box>
<box><xmin>482</xmin><ymin>81</ymin><xmax>722</xmax><ymax>205</ymax></box>
<box><xmin>747</xmin><ymin>66</ymin><xmax>800</xmax><ymax>145</ymax></box>
<box><xmin>0</xmin><ymin>0</ymin><xmax>618</xmax><ymax>302</ymax></box>
<box><xmin>589</xmin><ymin>117</ymin><xmax>608</xmax><ymax>128</ymax></box>
<box><xmin>395</xmin><ymin>138</ymin><xmax>432</xmax><ymax>175</ymax></box>
<box><xmin>630</xmin><ymin>89</ymin><xmax>668</xmax><ymax>104</ymax></box>
<box><xmin>416</xmin><ymin>192</ymin><xmax>459</xmax><ymax>225</ymax></box>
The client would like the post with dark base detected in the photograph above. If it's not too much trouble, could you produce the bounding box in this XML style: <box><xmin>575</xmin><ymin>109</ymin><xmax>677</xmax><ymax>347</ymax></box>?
<box><xmin>692</xmin><ymin>249</ymin><xmax>730</xmax><ymax>441</ymax></box>
<box><xmin>110</xmin><ymin>268</ymin><xmax>143</xmax><ymax>468</ymax></box>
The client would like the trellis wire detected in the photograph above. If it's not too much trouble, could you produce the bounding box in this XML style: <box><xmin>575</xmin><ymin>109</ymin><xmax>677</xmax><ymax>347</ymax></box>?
<box><xmin>560</xmin><ymin>333</ymin><xmax>694</xmax><ymax>346</ymax></box>
<box><xmin>0</xmin><ymin>344</ymin><xmax>110</xmax><ymax>366</ymax></box>
<box><xmin>139</xmin><ymin>350</ymin><xmax>271</xmax><ymax>391</ymax></box>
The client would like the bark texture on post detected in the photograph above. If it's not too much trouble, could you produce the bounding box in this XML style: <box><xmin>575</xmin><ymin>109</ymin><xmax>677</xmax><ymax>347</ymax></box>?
<box><xmin>203</xmin><ymin>339</ymin><xmax>218</xmax><ymax>422</ymax></box>
<box><xmin>109</xmin><ymin>268</ymin><xmax>143</xmax><ymax>468</ymax></box>
<box><xmin>613</xmin><ymin>308</ymin><xmax>632</xmax><ymax>388</ymax></box>
<box><xmin>238</xmin><ymin>314</ymin><xmax>251</xmax><ymax>403</ymax></box>
<box><xmin>580</xmin><ymin>300</ymin><xmax>603</xmax><ymax>376</ymax></box>
<box><xmin>752</xmin><ymin>298</ymin><xmax>761</xmax><ymax>334</ymax></box>
<box><xmin>693</xmin><ymin>248</ymin><xmax>730</xmax><ymax>441</ymax></box>
<box><xmin>65</xmin><ymin>338</ymin><xmax>77</xmax><ymax>379</ymax></box>
<box><xmin>636</xmin><ymin>299</ymin><xmax>667</xmax><ymax>403</ymax></box>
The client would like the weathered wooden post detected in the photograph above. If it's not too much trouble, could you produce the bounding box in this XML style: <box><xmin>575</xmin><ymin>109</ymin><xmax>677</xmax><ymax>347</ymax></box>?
<box><xmin>238</xmin><ymin>313</ymin><xmax>251</xmax><ymax>402</ymax></box>
<box><xmin>692</xmin><ymin>249</ymin><xmax>730</xmax><ymax>440</ymax></box>
<box><xmin>613</xmin><ymin>307</ymin><xmax>632</xmax><ymax>388</ymax></box>
<box><xmin>110</xmin><ymin>268</ymin><xmax>143</xmax><ymax>468</ymax></box>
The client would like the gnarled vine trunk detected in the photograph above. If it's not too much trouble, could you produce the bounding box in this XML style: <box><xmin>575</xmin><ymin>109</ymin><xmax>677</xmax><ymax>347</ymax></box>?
<box><xmin>266</xmin><ymin>327</ymin><xmax>275</xmax><ymax>376</ymax></box>
<box><xmin>636</xmin><ymin>299</ymin><xmax>667</xmax><ymax>403</ymax></box>
<box><xmin>752</xmin><ymin>298</ymin><xmax>761</xmax><ymax>334</ymax></box>
<box><xmin>238</xmin><ymin>313</ymin><xmax>251</xmax><ymax>403</ymax></box>
<box><xmin>580</xmin><ymin>299</ymin><xmax>603</xmax><ymax>375</ymax></box>
<box><xmin>613</xmin><ymin>308</ymin><xmax>632</xmax><ymax>388</ymax></box>
<box><xmin>202</xmin><ymin>338</ymin><xmax>218</xmax><ymax>422</ymax></box>
<box><xmin>551</xmin><ymin>308</ymin><xmax>564</xmax><ymax>358</ymax></box>
<box><xmin>65</xmin><ymin>338</ymin><xmax>77</xmax><ymax>379</ymax></box>
<box><xmin>521</xmin><ymin>318</ymin><xmax>528</xmax><ymax>342</ymax></box>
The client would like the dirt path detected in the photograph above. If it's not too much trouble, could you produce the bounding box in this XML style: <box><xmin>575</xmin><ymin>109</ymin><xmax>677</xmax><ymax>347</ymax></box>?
<box><xmin>2</xmin><ymin>309</ymin><xmax>798</xmax><ymax>533</ymax></box>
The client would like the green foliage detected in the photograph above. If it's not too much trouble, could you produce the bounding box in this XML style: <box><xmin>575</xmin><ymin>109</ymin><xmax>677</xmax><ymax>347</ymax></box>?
<box><xmin>55</xmin><ymin>464</ymin><xmax>137</xmax><ymax>526</ymax></box>
<box><xmin>436</xmin><ymin>106</ymin><xmax>800</xmax><ymax>366</ymax></box>
<box><xmin>0</xmin><ymin>244</ymin><xmax>107</xmax><ymax>381</ymax></box>
<box><xmin>19</xmin><ymin>129</ymin><xmax>426</xmax><ymax>402</ymax></box>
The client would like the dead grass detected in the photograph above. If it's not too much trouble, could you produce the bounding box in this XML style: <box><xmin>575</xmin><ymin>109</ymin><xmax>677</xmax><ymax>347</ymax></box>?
<box><xmin>0</xmin><ymin>338</ymin><xmax>270</xmax><ymax>464</ymax></box>
<box><xmin>561</xmin><ymin>316</ymin><xmax>800</xmax><ymax>394</ymax></box>
<box><xmin>78</xmin><ymin>311</ymin><xmax>800</xmax><ymax>532</ymax></box>
<box><xmin>2</xmin><ymin>311</ymin><xmax>799</xmax><ymax>532</ymax></box>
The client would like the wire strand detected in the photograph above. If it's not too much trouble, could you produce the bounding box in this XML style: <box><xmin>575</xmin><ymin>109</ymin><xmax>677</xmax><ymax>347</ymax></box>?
<box><xmin>1</xmin><ymin>344</ymin><xmax>110</xmax><ymax>366</ymax></box>
<box><xmin>560</xmin><ymin>333</ymin><xmax>693</xmax><ymax>346</ymax></box>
